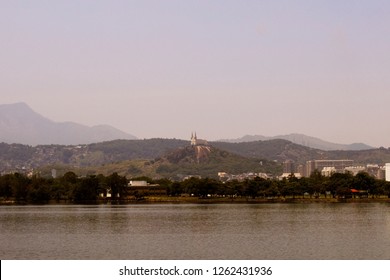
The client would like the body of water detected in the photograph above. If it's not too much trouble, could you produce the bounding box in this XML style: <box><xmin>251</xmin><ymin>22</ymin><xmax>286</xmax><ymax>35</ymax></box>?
<box><xmin>1</xmin><ymin>203</ymin><xmax>389</xmax><ymax>259</ymax></box>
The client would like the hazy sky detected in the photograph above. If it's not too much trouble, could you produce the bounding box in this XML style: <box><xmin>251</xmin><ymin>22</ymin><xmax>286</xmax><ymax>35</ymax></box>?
<box><xmin>1</xmin><ymin>0</ymin><xmax>390</xmax><ymax>147</ymax></box>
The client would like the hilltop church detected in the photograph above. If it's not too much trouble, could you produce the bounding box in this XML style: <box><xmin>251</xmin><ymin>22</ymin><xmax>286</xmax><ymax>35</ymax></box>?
<box><xmin>190</xmin><ymin>132</ymin><xmax>208</xmax><ymax>146</ymax></box>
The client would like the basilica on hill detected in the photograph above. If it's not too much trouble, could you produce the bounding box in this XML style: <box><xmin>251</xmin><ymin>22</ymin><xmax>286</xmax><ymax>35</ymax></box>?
<box><xmin>190</xmin><ymin>132</ymin><xmax>208</xmax><ymax>146</ymax></box>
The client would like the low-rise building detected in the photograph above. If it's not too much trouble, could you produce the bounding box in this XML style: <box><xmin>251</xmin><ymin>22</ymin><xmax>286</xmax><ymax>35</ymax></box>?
<box><xmin>218</xmin><ymin>172</ymin><xmax>269</xmax><ymax>182</ymax></box>
<box><xmin>344</xmin><ymin>166</ymin><xmax>366</xmax><ymax>176</ymax></box>
<box><xmin>321</xmin><ymin>167</ymin><xmax>336</xmax><ymax>177</ymax></box>
<box><xmin>127</xmin><ymin>181</ymin><xmax>167</xmax><ymax>196</ymax></box>
<box><xmin>306</xmin><ymin>160</ymin><xmax>354</xmax><ymax>176</ymax></box>
<box><xmin>279</xmin><ymin>173</ymin><xmax>302</xmax><ymax>180</ymax></box>
<box><xmin>385</xmin><ymin>163</ymin><xmax>390</xmax><ymax>182</ymax></box>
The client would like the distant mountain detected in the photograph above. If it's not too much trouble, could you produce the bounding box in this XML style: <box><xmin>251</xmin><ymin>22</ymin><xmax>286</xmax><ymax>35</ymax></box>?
<box><xmin>219</xmin><ymin>133</ymin><xmax>373</xmax><ymax>151</ymax></box>
<box><xmin>0</xmin><ymin>102</ymin><xmax>137</xmax><ymax>145</ymax></box>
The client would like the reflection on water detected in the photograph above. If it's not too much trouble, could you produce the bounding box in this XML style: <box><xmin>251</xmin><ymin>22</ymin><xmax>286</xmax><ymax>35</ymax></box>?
<box><xmin>1</xmin><ymin>203</ymin><xmax>390</xmax><ymax>259</ymax></box>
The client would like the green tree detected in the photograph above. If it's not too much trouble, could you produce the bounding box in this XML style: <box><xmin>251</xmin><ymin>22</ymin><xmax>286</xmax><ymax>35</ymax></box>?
<box><xmin>263</xmin><ymin>181</ymin><xmax>279</xmax><ymax>198</ymax></box>
<box><xmin>299</xmin><ymin>177</ymin><xmax>312</xmax><ymax>198</ymax></box>
<box><xmin>224</xmin><ymin>180</ymin><xmax>244</xmax><ymax>197</ymax></box>
<box><xmin>0</xmin><ymin>174</ymin><xmax>14</xmax><ymax>199</ymax></box>
<box><xmin>28</xmin><ymin>175</ymin><xmax>50</xmax><ymax>203</ymax></box>
<box><xmin>168</xmin><ymin>182</ymin><xmax>183</xmax><ymax>196</ymax></box>
<box><xmin>181</xmin><ymin>177</ymin><xmax>201</xmax><ymax>195</ymax></box>
<box><xmin>353</xmin><ymin>172</ymin><xmax>376</xmax><ymax>196</ymax></box>
<box><xmin>244</xmin><ymin>177</ymin><xmax>268</xmax><ymax>198</ymax></box>
<box><xmin>106</xmin><ymin>172</ymin><xmax>128</xmax><ymax>199</ymax></box>
<box><xmin>58</xmin><ymin>171</ymin><xmax>79</xmax><ymax>200</ymax></box>
<box><xmin>10</xmin><ymin>173</ymin><xmax>30</xmax><ymax>202</ymax></box>
<box><xmin>62</xmin><ymin>171</ymin><xmax>78</xmax><ymax>184</ymax></box>
<box><xmin>384</xmin><ymin>181</ymin><xmax>390</xmax><ymax>198</ymax></box>
<box><xmin>308</xmin><ymin>170</ymin><xmax>326</xmax><ymax>197</ymax></box>
<box><xmin>197</xmin><ymin>178</ymin><xmax>219</xmax><ymax>198</ymax></box>
<box><xmin>329</xmin><ymin>172</ymin><xmax>354</xmax><ymax>198</ymax></box>
<box><xmin>73</xmin><ymin>176</ymin><xmax>99</xmax><ymax>203</ymax></box>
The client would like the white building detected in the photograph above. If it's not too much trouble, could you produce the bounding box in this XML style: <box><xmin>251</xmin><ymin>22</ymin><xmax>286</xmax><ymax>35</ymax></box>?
<box><xmin>385</xmin><ymin>163</ymin><xmax>390</xmax><ymax>182</ymax></box>
<box><xmin>321</xmin><ymin>167</ymin><xmax>336</xmax><ymax>177</ymax></box>
<box><xmin>190</xmin><ymin>132</ymin><xmax>208</xmax><ymax>146</ymax></box>
<box><xmin>279</xmin><ymin>173</ymin><xmax>302</xmax><ymax>180</ymax></box>
<box><xmin>128</xmin><ymin>180</ymin><xmax>148</xmax><ymax>187</ymax></box>
<box><xmin>344</xmin><ymin>166</ymin><xmax>366</xmax><ymax>176</ymax></box>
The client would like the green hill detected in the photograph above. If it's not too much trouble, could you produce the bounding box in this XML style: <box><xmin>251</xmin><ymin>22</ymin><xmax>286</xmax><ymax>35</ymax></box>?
<box><xmin>63</xmin><ymin>144</ymin><xmax>280</xmax><ymax>179</ymax></box>
<box><xmin>151</xmin><ymin>145</ymin><xmax>280</xmax><ymax>179</ymax></box>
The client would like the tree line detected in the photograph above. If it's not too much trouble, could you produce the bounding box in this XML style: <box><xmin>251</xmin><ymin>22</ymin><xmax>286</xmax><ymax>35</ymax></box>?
<box><xmin>1</xmin><ymin>170</ymin><xmax>390</xmax><ymax>203</ymax></box>
<box><xmin>174</xmin><ymin>170</ymin><xmax>390</xmax><ymax>199</ymax></box>
<box><xmin>0</xmin><ymin>172</ymin><xmax>126</xmax><ymax>203</ymax></box>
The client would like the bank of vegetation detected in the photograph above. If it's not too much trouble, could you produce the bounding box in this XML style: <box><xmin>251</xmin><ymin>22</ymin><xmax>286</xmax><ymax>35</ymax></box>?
<box><xmin>1</xmin><ymin>170</ymin><xmax>390</xmax><ymax>204</ymax></box>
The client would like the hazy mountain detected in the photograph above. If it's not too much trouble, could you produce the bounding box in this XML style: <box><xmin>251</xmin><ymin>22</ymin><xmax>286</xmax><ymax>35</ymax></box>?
<box><xmin>219</xmin><ymin>133</ymin><xmax>373</xmax><ymax>151</ymax></box>
<box><xmin>0</xmin><ymin>102</ymin><xmax>137</xmax><ymax>145</ymax></box>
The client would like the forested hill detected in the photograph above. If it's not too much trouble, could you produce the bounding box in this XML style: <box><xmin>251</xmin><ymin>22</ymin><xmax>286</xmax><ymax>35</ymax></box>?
<box><xmin>212</xmin><ymin>140</ymin><xmax>390</xmax><ymax>164</ymax></box>
<box><xmin>219</xmin><ymin>133</ymin><xmax>373</xmax><ymax>151</ymax></box>
<box><xmin>0</xmin><ymin>139</ymin><xmax>187</xmax><ymax>172</ymax></box>
<box><xmin>212</xmin><ymin>140</ymin><xmax>322</xmax><ymax>163</ymax></box>
<box><xmin>148</xmin><ymin>145</ymin><xmax>280</xmax><ymax>179</ymax></box>
<box><xmin>1</xmin><ymin>138</ymin><xmax>390</xmax><ymax>175</ymax></box>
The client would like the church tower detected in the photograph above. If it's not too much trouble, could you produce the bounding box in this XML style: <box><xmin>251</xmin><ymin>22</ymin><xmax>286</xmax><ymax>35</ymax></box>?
<box><xmin>190</xmin><ymin>132</ymin><xmax>208</xmax><ymax>146</ymax></box>
<box><xmin>191</xmin><ymin>132</ymin><xmax>197</xmax><ymax>146</ymax></box>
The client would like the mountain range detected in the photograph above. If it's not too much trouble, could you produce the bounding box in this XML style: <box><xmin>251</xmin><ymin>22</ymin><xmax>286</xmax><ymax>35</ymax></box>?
<box><xmin>0</xmin><ymin>102</ymin><xmax>374</xmax><ymax>150</ymax></box>
<box><xmin>0</xmin><ymin>102</ymin><xmax>136</xmax><ymax>145</ymax></box>
<box><xmin>219</xmin><ymin>134</ymin><xmax>373</xmax><ymax>151</ymax></box>
<box><xmin>1</xmin><ymin>102</ymin><xmax>388</xmax><ymax>179</ymax></box>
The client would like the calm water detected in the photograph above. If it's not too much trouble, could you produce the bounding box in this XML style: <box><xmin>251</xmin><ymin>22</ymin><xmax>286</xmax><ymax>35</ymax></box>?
<box><xmin>1</xmin><ymin>203</ymin><xmax>390</xmax><ymax>259</ymax></box>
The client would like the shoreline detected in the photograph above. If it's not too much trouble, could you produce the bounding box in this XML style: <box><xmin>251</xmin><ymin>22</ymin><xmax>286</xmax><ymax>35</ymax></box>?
<box><xmin>2</xmin><ymin>196</ymin><xmax>390</xmax><ymax>205</ymax></box>
<box><xmin>133</xmin><ymin>196</ymin><xmax>390</xmax><ymax>204</ymax></box>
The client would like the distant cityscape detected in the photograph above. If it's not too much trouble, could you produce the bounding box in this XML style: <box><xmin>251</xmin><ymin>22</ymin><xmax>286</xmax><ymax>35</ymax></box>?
<box><xmin>217</xmin><ymin>158</ymin><xmax>389</xmax><ymax>182</ymax></box>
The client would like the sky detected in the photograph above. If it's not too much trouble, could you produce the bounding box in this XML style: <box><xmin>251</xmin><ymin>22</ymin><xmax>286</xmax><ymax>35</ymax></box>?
<box><xmin>1</xmin><ymin>0</ymin><xmax>390</xmax><ymax>147</ymax></box>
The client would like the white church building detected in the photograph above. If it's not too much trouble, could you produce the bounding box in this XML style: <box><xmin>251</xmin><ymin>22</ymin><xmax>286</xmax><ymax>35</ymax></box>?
<box><xmin>190</xmin><ymin>132</ymin><xmax>208</xmax><ymax>146</ymax></box>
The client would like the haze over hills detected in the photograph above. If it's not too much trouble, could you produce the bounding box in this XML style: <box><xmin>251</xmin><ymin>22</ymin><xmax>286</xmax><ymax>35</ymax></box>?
<box><xmin>0</xmin><ymin>102</ymin><xmax>137</xmax><ymax>145</ymax></box>
<box><xmin>0</xmin><ymin>102</ymin><xmax>375</xmax><ymax>151</ymax></box>
<box><xmin>219</xmin><ymin>134</ymin><xmax>373</xmax><ymax>151</ymax></box>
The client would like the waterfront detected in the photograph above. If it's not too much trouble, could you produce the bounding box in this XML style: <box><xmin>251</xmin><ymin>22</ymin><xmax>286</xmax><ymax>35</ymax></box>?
<box><xmin>1</xmin><ymin>203</ymin><xmax>390</xmax><ymax>259</ymax></box>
